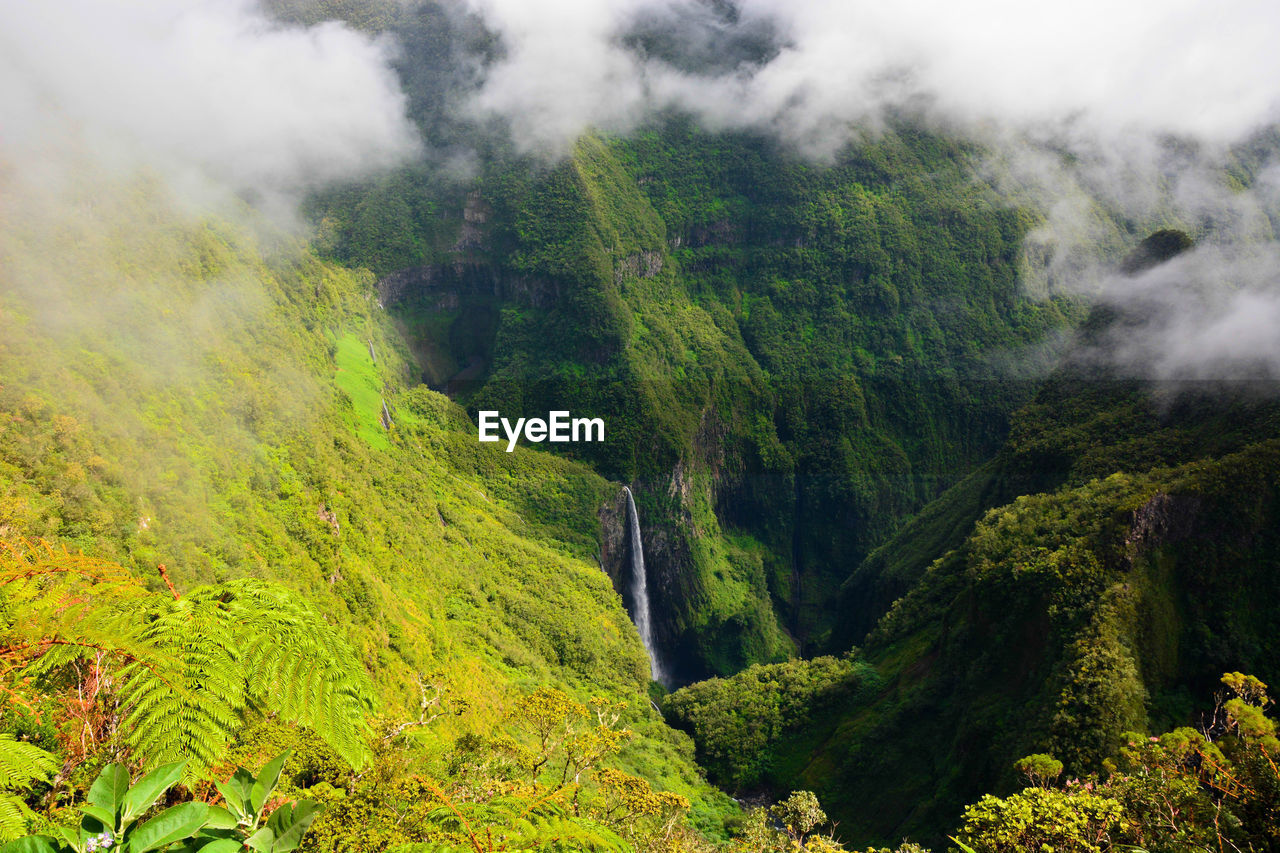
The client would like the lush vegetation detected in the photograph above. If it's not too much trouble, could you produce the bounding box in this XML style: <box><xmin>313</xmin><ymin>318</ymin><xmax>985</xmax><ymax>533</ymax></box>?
<box><xmin>0</xmin><ymin>174</ymin><xmax>735</xmax><ymax>849</ymax></box>
<box><xmin>4</xmin><ymin>12</ymin><xmax>1280</xmax><ymax>847</ymax></box>
<box><xmin>667</xmin><ymin>383</ymin><xmax>1280</xmax><ymax>843</ymax></box>
<box><xmin>313</xmin><ymin>115</ymin><xmax>1082</xmax><ymax>680</ymax></box>
<box><xmin>664</xmin><ymin>657</ymin><xmax>877</xmax><ymax>791</ymax></box>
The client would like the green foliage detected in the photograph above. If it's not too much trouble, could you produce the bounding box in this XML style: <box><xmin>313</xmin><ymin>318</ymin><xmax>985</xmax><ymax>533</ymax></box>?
<box><xmin>332</xmin><ymin>333</ymin><xmax>391</xmax><ymax>450</ymax></box>
<box><xmin>956</xmin><ymin>788</ymin><xmax>1124</xmax><ymax>853</ymax></box>
<box><xmin>301</xmin><ymin>684</ymin><xmax>715</xmax><ymax>853</ymax></box>
<box><xmin>3</xmin><ymin>754</ymin><xmax>322</xmax><ymax>853</ymax></box>
<box><xmin>2</xmin><ymin>541</ymin><xmax>374</xmax><ymax>778</ymax></box>
<box><xmin>1012</xmin><ymin>755</ymin><xmax>1062</xmax><ymax>788</ymax></box>
<box><xmin>953</xmin><ymin>673</ymin><xmax>1280</xmax><ymax>853</ymax></box>
<box><xmin>0</xmin><ymin>736</ymin><xmax>57</xmax><ymax>841</ymax></box>
<box><xmin>0</xmin><ymin>172</ymin><xmax>731</xmax><ymax>842</ymax></box>
<box><xmin>664</xmin><ymin>657</ymin><xmax>874</xmax><ymax>790</ymax></box>
<box><xmin>215</xmin><ymin>752</ymin><xmax>322</xmax><ymax>853</ymax></box>
<box><xmin>679</xmin><ymin>433</ymin><xmax>1280</xmax><ymax>844</ymax></box>
<box><xmin>732</xmin><ymin>791</ymin><xmax>845</xmax><ymax>853</ymax></box>
<box><xmin>13</xmin><ymin>81</ymin><xmax>1280</xmax><ymax>853</ymax></box>
<box><xmin>327</xmin><ymin>119</ymin><xmax>1077</xmax><ymax>678</ymax></box>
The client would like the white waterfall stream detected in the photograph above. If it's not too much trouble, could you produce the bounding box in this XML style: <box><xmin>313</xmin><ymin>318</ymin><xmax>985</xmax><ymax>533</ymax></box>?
<box><xmin>623</xmin><ymin>487</ymin><xmax>667</xmax><ymax>685</ymax></box>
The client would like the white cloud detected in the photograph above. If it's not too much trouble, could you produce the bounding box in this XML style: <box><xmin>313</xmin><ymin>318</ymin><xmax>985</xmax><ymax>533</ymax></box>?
<box><xmin>1085</xmin><ymin>244</ymin><xmax>1280</xmax><ymax>381</ymax></box>
<box><xmin>460</xmin><ymin>0</ymin><xmax>1280</xmax><ymax>154</ymax></box>
<box><xmin>0</xmin><ymin>0</ymin><xmax>420</xmax><ymax>211</ymax></box>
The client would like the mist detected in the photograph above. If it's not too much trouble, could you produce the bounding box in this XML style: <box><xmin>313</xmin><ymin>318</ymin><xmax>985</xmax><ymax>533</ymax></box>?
<box><xmin>6</xmin><ymin>0</ymin><xmax>1280</xmax><ymax>383</ymax></box>
<box><xmin>0</xmin><ymin>0</ymin><xmax>420</xmax><ymax>218</ymax></box>
<box><xmin>0</xmin><ymin>0</ymin><xmax>426</xmax><ymax>514</ymax></box>
<box><xmin>461</xmin><ymin>0</ymin><xmax>1280</xmax><ymax>152</ymax></box>
<box><xmin>1068</xmin><ymin>242</ymin><xmax>1280</xmax><ymax>382</ymax></box>
<box><xmin>453</xmin><ymin>0</ymin><xmax>1280</xmax><ymax>383</ymax></box>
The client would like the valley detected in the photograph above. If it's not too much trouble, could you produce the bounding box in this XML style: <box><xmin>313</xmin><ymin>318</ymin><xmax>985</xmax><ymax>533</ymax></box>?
<box><xmin>4</xmin><ymin>2</ymin><xmax>1280</xmax><ymax>852</ymax></box>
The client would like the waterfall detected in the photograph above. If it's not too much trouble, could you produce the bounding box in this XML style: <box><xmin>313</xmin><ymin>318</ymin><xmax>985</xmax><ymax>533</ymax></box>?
<box><xmin>623</xmin><ymin>487</ymin><xmax>666</xmax><ymax>684</ymax></box>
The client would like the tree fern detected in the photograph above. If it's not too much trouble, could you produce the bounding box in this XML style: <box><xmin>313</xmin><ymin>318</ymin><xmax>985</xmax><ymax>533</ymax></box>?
<box><xmin>119</xmin><ymin>579</ymin><xmax>375</xmax><ymax>772</ymax></box>
<box><xmin>0</xmin><ymin>734</ymin><xmax>57</xmax><ymax>841</ymax></box>
<box><xmin>1</xmin><ymin>538</ymin><xmax>374</xmax><ymax>779</ymax></box>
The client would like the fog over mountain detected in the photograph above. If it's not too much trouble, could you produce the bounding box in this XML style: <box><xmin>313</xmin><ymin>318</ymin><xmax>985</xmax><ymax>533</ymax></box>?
<box><xmin>465</xmin><ymin>0</ymin><xmax>1280</xmax><ymax>153</ymax></box>
<box><xmin>5</xmin><ymin>0</ymin><xmax>1280</xmax><ymax>379</ymax></box>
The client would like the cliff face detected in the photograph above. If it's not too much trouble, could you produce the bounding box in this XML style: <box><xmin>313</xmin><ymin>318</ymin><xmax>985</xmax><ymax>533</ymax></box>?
<box><xmin>367</xmin><ymin>125</ymin><xmax>1074</xmax><ymax>683</ymax></box>
<box><xmin>597</xmin><ymin>487</ymin><xmax>628</xmax><ymax>591</ymax></box>
<box><xmin>377</xmin><ymin>262</ymin><xmax>561</xmax><ymax>312</ymax></box>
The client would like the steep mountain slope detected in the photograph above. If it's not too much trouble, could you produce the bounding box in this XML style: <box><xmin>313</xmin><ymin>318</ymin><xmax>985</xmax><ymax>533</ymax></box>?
<box><xmin>0</xmin><ymin>170</ymin><xmax>731</xmax><ymax>830</ymax></box>
<box><xmin>666</xmin><ymin>266</ymin><xmax>1280</xmax><ymax>843</ymax></box>
<box><xmin>319</xmin><ymin>120</ymin><xmax>1079</xmax><ymax>682</ymax></box>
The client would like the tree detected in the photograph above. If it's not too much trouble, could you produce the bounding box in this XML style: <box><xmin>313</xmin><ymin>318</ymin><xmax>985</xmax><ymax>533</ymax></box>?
<box><xmin>1</xmin><ymin>539</ymin><xmax>374</xmax><ymax>780</ymax></box>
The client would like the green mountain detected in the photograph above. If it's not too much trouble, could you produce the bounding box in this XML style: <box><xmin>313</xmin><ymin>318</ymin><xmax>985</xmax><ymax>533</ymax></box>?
<box><xmin>6</xmin><ymin>9</ymin><xmax>1280</xmax><ymax>849</ymax></box>
<box><xmin>308</xmin><ymin>114</ymin><xmax>1280</xmax><ymax>846</ymax></box>
<box><xmin>0</xmin><ymin>172</ymin><xmax>734</xmax><ymax>846</ymax></box>
<box><xmin>315</xmin><ymin>119</ymin><xmax>1078</xmax><ymax>682</ymax></box>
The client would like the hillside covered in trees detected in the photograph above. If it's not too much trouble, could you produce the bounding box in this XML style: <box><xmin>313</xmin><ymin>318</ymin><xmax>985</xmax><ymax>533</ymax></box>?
<box><xmin>5</xmin><ymin>1</ymin><xmax>1280</xmax><ymax>851</ymax></box>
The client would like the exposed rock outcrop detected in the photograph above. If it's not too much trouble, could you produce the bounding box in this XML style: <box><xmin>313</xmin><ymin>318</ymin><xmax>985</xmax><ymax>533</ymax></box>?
<box><xmin>598</xmin><ymin>487</ymin><xmax>629</xmax><ymax>589</ymax></box>
<box><xmin>377</xmin><ymin>262</ymin><xmax>561</xmax><ymax>311</ymax></box>
<box><xmin>1126</xmin><ymin>491</ymin><xmax>1201</xmax><ymax>549</ymax></box>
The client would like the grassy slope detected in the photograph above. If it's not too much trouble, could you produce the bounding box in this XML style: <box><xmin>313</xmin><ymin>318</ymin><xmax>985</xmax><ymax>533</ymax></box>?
<box><xmin>0</xmin><ymin>172</ymin><xmax>730</xmax><ymax>822</ymax></box>
<box><xmin>339</xmin><ymin>122</ymin><xmax>1081</xmax><ymax>679</ymax></box>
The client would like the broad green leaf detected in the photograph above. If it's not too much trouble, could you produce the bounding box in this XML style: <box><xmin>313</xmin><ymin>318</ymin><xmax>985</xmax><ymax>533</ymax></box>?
<box><xmin>121</xmin><ymin>762</ymin><xmax>186</xmax><ymax>825</ymax></box>
<box><xmin>128</xmin><ymin>802</ymin><xmax>209</xmax><ymax>853</ymax></box>
<box><xmin>248</xmin><ymin>753</ymin><xmax>289</xmax><ymax>817</ymax></box>
<box><xmin>192</xmin><ymin>840</ymin><xmax>244</xmax><ymax>853</ymax></box>
<box><xmin>77</xmin><ymin>804</ymin><xmax>115</xmax><ymax>832</ymax></box>
<box><xmin>47</xmin><ymin>826</ymin><xmax>79</xmax><ymax>850</ymax></box>
<box><xmin>243</xmin><ymin>827</ymin><xmax>274</xmax><ymax>853</ymax></box>
<box><xmin>211</xmin><ymin>782</ymin><xmax>244</xmax><ymax>823</ymax></box>
<box><xmin>265</xmin><ymin>801</ymin><xmax>322</xmax><ymax>853</ymax></box>
<box><xmin>224</xmin><ymin>770</ymin><xmax>255</xmax><ymax>819</ymax></box>
<box><xmin>0</xmin><ymin>836</ymin><xmax>58</xmax><ymax>853</ymax></box>
<box><xmin>202</xmin><ymin>807</ymin><xmax>238</xmax><ymax>831</ymax></box>
<box><xmin>87</xmin><ymin>765</ymin><xmax>130</xmax><ymax>818</ymax></box>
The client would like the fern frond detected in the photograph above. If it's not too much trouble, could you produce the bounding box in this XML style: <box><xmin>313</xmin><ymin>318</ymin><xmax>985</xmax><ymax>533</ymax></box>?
<box><xmin>0</xmin><ymin>792</ymin><xmax>28</xmax><ymax>842</ymax></box>
<box><xmin>117</xmin><ymin>594</ymin><xmax>245</xmax><ymax>775</ymax></box>
<box><xmin>196</xmin><ymin>580</ymin><xmax>374</xmax><ymax>767</ymax></box>
<box><xmin>2</xmin><ymin>541</ymin><xmax>374</xmax><ymax>779</ymax></box>
<box><xmin>423</xmin><ymin>788</ymin><xmax>629</xmax><ymax>853</ymax></box>
<box><xmin>0</xmin><ymin>734</ymin><xmax>56</xmax><ymax>842</ymax></box>
<box><xmin>0</xmin><ymin>735</ymin><xmax>56</xmax><ymax>791</ymax></box>
<box><xmin>512</xmin><ymin>814</ymin><xmax>628</xmax><ymax>852</ymax></box>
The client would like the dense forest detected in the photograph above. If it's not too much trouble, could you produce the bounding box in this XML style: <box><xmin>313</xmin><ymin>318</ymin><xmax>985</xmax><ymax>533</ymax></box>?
<box><xmin>5</xmin><ymin>1</ymin><xmax>1280</xmax><ymax>851</ymax></box>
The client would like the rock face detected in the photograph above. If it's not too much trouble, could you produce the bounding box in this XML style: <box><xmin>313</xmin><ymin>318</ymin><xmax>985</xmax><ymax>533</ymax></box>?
<box><xmin>1126</xmin><ymin>492</ymin><xmax>1201</xmax><ymax>549</ymax></box>
<box><xmin>639</xmin><ymin>517</ymin><xmax>697</xmax><ymax>679</ymax></box>
<box><xmin>598</xmin><ymin>480</ymin><xmax>709</xmax><ymax>685</ymax></box>
<box><xmin>613</xmin><ymin>250</ymin><xmax>663</xmax><ymax>284</ymax></box>
<box><xmin>598</xmin><ymin>488</ymin><xmax>629</xmax><ymax>589</ymax></box>
<box><xmin>377</xmin><ymin>262</ymin><xmax>561</xmax><ymax>312</ymax></box>
<box><xmin>453</xmin><ymin>191</ymin><xmax>492</xmax><ymax>252</ymax></box>
<box><xmin>376</xmin><ymin>261</ymin><xmax>565</xmax><ymax>391</ymax></box>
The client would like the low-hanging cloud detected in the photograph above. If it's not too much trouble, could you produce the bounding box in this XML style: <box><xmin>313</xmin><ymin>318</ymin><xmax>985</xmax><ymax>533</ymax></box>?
<box><xmin>0</xmin><ymin>0</ymin><xmax>420</xmax><ymax>214</ymax></box>
<box><xmin>6</xmin><ymin>0</ymin><xmax>1280</xmax><ymax>386</ymax></box>
<box><xmin>461</xmin><ymin>0</ymin><xmax>1280</xmax><ymax>156</ymax></box>
<box><xmin>457</xmin><ymin>0</ymin><xmax>1280</xmax><ymax>385</ymax></box>
<box><xmin>1077</xmin><ymin>243</ymin><xmax>1280</xmax><ymax>382</ymax></box>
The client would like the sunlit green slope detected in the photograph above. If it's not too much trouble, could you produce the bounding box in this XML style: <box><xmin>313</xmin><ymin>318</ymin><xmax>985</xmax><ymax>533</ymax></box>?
<box><xmin>0</xmin><ymin>171</ymin><xmax>729</xmax><ymax>828</ymax></box>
